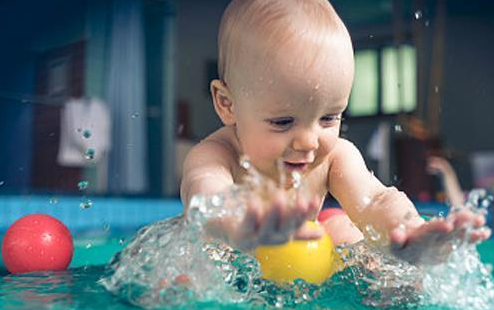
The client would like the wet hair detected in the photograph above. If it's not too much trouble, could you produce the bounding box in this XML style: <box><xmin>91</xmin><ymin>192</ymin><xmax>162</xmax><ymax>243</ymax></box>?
<box><xmin>217</xmin><ymin>0</ymin><xmax>350</xmax><ymax>87</ymax></box>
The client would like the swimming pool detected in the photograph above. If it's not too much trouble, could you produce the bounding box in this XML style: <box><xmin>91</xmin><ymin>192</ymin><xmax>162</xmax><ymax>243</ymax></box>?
<box><xmin>1</xmin><ymin>196</ymin><xmax>493</xmax><ymax>310</ymax></box>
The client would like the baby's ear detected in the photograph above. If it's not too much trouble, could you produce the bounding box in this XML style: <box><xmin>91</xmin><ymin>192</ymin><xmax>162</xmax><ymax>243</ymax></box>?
<box><xmin>210</xmin><ymin>79</ymin><xmax>236</xmax><ymax>125</ymax></box>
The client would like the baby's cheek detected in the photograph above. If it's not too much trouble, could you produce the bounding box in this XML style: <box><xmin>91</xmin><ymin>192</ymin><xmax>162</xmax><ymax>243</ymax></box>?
<box><xmin>251</xmin><ymin>140</ymin><xmax>284</xmax><ymax>162</ymax></box>
<box><xmin>319</xmin><ymin>134</ymin><xmax>338</xmax><ymax>155</ymax></box>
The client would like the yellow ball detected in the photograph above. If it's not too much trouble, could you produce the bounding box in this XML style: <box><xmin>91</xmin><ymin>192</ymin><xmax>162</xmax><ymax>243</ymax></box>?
<box><xmin>254</xmin><ymin>221</ymin><xmax>340</xmax><ymax>285</ymax></box>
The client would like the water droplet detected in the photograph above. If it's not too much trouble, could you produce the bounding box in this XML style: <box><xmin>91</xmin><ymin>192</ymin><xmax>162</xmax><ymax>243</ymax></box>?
<box><xmin>103</xmin><ymin>222</ymin><xmax>110</xmax><ymax>231</ymax></box>
<box><xmin>80</xmin><ymin>197</ymin><xmax>93</xmax><ymax>209</ymax></box>
<box><xmin>425</xmin><ymin>20</ymin><xmax>430</xmax><ymax>27</ymax></box>
<box><xmin>394</xmin><ymin>124</ymin><xmax>402</xmax><ymax>132</ymax></box>
<box><xmin>362</xmin><ymin>196</ymin><xmax>371</xmax><ymax>206</ymax></box>
<box><xmin>434</xmin><ymin>86</ymin><xmax>439</xmax><ymax>93</ymax></box>
<box><xmin>49</xmin><ymin>197</ymin><xmax>59</xmax><ymax>205</ymax></box>
<box><xmin>85</xmin><ymin>148</ymin><xmax>95</xmax><ymax>160</ymax></box>
<box><xmin>82</xmin><ymin>129</ymin><xmax>91</xmax><ymax>139</ymax></box>
<box><xmin>291</xmin><ymin>171</ymin><xmax>302</xmax><ymax>189</ymax></box>
<box><xmin>211</xmin><ymin>194</ymin><xmax>224</xmax><ymax>207</ymax></box>
<box><xmin>365</xmin><ymin>224</ymin><xmax>381</xmax><ymax>241</ymax></box>
<box><xmin>131</xmin><ymin>112</ymin><xmax>139</xmax><ymax>118</ymax></box>
<box><xmin>369</xmin><ymin>34</ymin><xmax>374</xmax><ymax>39</ymax></box>
<box><xmin>86</xmin><ymin>243</ymin><xmax>92</xmax><ymax>249</ymax></box>
<box><xmin>314</xmin><ymin>83</ymin><xmax>320</xmax><ymax>90</ymax></box>
<box><xmin>118</xmin><ymin>238</ymin><xmax>126</xmax><ymax>245</ymax></box>
<box><xmin>177</xmin><ymin>124</ymin><xmax>184</xmax><ymax>135</ymax></box>
<box><xmin>414</xmin><ymin>10</ymin><xmax>423</xmax><ymax>20</ymax></box>
<box><xmin>78</xmin><ymin>180</ymin><xmax>89</xmax><ymax>190</ymax></box>
<box><xmin>0</xmin><ymin>181</ymin><xmax>4</xmax><ymax>186</ymax></box>
<box><xmin>240</xmin><ymin>156</ymin><xmax>251</xmax><ymax>170</ymax></box>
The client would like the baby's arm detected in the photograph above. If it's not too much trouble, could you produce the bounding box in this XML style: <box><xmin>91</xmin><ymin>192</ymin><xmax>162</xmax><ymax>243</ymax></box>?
<box><xmin>328</xmin><ymin>139</ymin><xmax>489</xmax><ymax>265</ymax></box>
<box><xmin>181</xmin><ymin>139</ymin><xmax>320</xmax><ymax>251</ymax></box>
<box><xmin>181</xmin><ymin>140</ymin><xmax>236</xmax><ymax>211</ymax></box>
<box><xmin>328</xmin><ymin>139</ymin><xmax>424</xmax><ymax>236</ymax></box>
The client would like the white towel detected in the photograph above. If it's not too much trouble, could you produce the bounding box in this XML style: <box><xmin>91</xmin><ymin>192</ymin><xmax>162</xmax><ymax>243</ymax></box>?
<box><xmin>57</xmin><ymin>97</ymin><xmax>111</xmax><ymax>167</ymax></box>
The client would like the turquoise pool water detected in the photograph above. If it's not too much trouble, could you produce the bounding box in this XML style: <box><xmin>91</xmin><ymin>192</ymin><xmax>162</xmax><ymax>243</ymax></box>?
<box><xmin>0</xmin><ymin>236</ymin><xmax>493</xmax><ymax>310</ymax></box>
<box><xmin>1</xmin><ymin>196</ymin><xmax>493</xmax><ymax>310</ymax></box>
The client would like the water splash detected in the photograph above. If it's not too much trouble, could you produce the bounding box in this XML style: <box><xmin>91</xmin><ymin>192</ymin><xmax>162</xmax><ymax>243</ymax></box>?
<box><xmin>414</xmin><ymin>10</ymin><xmax>423</xmax><ymax>20</ymax></box>
<box><xmin>85</xmin><ymin>148</ymin><xmax>95</xmax><ymax>160</ymax></box>
<box><xmin>344</xmin><ymin>188</ymin><xmax>494</xmax><ymax>309</ymax></box>
<box><xmin>79</xmin><ymin>196</ymin><xmax>93</xmax><ymax>209</ymax></box>
<box><xmin>418</xmin><ymin>189</ymin><xmax>494</xmax><ymax>309</ymax></box>
<box><xmin>82</xmin><ymin>129</ymin><xmax>91</xmax><ymax>139</ymax></box>
<box><xmin>100</xmin><ymin>157</ymin><xmax>494</xmax><ymax>309</ymax></box>
<box><xmin>100</xmin><ymin>157</ymin><xmax>322</xmax><ymax>309</ymax></box>
<box><xmin>78</xmin><ymin>180</ymin><xmax>89</xmax><ymax>191</ymax></box>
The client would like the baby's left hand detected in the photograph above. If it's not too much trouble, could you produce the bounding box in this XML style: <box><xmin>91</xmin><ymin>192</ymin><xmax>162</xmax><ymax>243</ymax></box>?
<box><xmin>389</xmin><ymin>209</ymin><xmax>491</xmax><ymax>265</ymax></box>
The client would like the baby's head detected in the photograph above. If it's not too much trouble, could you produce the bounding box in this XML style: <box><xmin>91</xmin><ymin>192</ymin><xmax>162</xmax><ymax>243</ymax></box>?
<box><xmin>211</xmin><ymin>0</ymin><xmax>355</xmax><ymax>181</ymax></box>
<box><xmin>215</xmin><ymin>0</ymin><xmax>353</xmax><ymax>102</ymax></box>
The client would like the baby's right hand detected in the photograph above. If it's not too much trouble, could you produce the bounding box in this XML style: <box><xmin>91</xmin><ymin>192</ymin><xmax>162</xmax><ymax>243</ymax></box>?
<box><xmin>206</xmin><ymin>189</ymin><xmax>321</xmax><ymax>251</ymax></box>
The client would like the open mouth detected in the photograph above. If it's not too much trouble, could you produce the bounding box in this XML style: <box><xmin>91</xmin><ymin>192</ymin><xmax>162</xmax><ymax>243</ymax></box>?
<box><xmin>283</xmin><ymin>162</ymin><xmax>308</xmax><ymax>171</ymax></box>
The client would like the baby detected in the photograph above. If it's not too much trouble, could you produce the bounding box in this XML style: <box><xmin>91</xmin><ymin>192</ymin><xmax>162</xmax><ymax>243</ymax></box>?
<box><xmin>180</xmin><ymin>0</ymin><xmax>489</xmax><ymax>265</ymax></box>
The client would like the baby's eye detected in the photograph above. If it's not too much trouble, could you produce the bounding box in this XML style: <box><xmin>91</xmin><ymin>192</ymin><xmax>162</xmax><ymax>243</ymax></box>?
<box><xmin>320</xmin><ymin>114</ymin><xmax>342</xmax><ymax>126</ymax></box>
<box><xmin>267</xmin><ymin>117</ymin><xmax>294</xmax><ymax>130</ymax></box>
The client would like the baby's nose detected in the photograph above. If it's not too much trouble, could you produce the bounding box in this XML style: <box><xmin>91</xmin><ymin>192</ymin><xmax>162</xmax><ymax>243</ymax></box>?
<box><xmin>292</xmin><ymin>129</ymin><xmax>319</xmax><ymax>151</ymax></box>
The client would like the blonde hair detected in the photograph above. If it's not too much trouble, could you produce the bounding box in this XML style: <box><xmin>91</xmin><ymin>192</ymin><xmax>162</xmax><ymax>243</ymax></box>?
<box><xmin>218</xmin><ymin>0</ymin><xmax>349</xmax><ymax>86</ymax></box>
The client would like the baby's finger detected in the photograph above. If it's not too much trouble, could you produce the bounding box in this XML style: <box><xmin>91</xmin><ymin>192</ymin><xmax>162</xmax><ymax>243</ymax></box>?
<box><xmin>469</xmin><ymin>227</ymin><xmax>491</xmax><ymax>243</ymax></box>
<box><xmin>243</xmin><ymin>197</ymin><xmax>264</xmax><ymax>235</ymax></box>
<box><xmin>293</xmin><ymin>222</ymin><xmax>323</xmax><ymax>240</ymax></box>
<box><xmin>450</xmin><ymin>210</ymin><xmax>480</xmax><ymax>228</ymax></box>
<box><xmin>427</xmin><ymin>218</ymin><xmax>454</xmax><ymax>234</ymax></box>
<box><xmin>258</xmin><ymin>198</ymin><xmax>284</xmax><ymax>244</ymax></box>
<box><xmin>474</xmin><ymin>214</ymin><xmax>486</xmax><ymax>227</ymax></box>
<box><xmin>291</xmin><ymin>194</ymin><xmax>309</xmax><ymax>228</ymax></box>
<box><xmin>306</xmin><ymin>195</ymin><xmax>321</xmax><ymax>219</ymax></box>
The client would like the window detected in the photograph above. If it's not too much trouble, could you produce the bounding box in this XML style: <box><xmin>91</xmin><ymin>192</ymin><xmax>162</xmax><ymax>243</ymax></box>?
<box><xmin>348</xmin><ymin>44</ymin><xmax>417</xmax><ymax>117</ymax></box>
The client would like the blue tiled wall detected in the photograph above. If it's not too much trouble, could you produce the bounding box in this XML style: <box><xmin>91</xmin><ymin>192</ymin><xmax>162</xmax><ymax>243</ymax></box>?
<box><xmin>0</xmin><ymin>195</ymin><xmax>183</xmax><ymax>235</ymax></box>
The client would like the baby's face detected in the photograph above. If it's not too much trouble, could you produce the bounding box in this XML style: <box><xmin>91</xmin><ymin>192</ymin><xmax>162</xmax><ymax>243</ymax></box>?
<box><xmin>231</xmin><ymin>32</ymin><xmax>354</xmax><ymax>184</ymax></box>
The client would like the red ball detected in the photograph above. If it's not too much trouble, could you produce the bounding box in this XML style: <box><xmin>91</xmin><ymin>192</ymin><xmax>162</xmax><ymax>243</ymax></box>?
<box><xmin>318</xmin><ymin>207</ymin><xmax>347</xmax><ymax>223</ymax></box>
<box><xmin>1</xmin><ymin>214</ymin><xmax>73</xmax><ymax>274</ymax></box>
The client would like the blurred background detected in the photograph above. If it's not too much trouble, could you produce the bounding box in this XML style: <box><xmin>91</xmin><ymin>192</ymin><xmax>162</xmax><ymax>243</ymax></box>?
<box><xmin>0</xmin><ymin>0</ymin><xmax>493</xmax><ymax>206</ymax></box>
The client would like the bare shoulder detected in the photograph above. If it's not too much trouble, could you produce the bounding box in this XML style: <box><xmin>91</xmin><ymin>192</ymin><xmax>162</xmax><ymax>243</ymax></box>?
<box><xmin>327</xmin><ymin>138</ymin><xmax>369</xmax><ymax>186</ymax></box>
<box><xmin>181</xmin><ymin>127</ymin><xmax>240</xmax><ymax>207</ymax></box>
<box><xmin>184</xmin><ymin>126</ymin><xmax>240</xmax><ymax>171</ymax></box>
<box><xmin>330</xmin><ymin>138</ymin><xmax>362</xmax><ymax>165</ymax></box>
